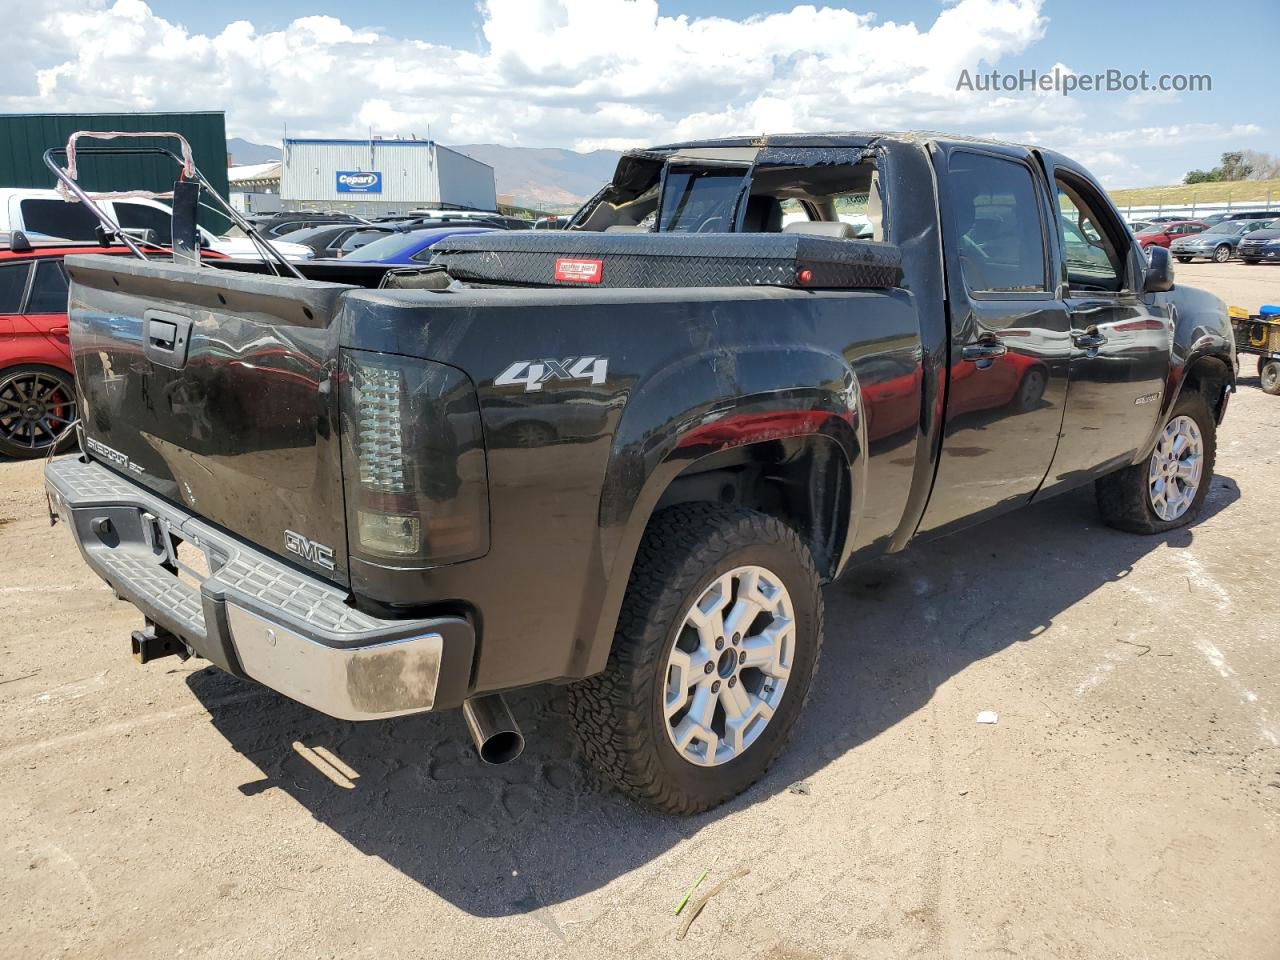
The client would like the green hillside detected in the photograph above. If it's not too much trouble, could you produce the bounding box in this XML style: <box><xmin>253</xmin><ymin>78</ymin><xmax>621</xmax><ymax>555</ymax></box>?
<box><xmin>1109</xmin><ymin>178</ymin><xmax>1280</xmax><ymax>208</ymax></box>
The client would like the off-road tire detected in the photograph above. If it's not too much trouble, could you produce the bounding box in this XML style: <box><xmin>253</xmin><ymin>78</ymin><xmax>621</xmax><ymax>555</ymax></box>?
<box><xmin>1095</xmin><ymin>390</ymin><xmax>1217</xmax><ymax>534</ymax></box>
<box><xmin>1260</xmin><ymin>360</ymin><xmax>1280</xmax><ymax>396</ymax></box>
<box><xmin>568</xmin><ymin>503</ymin><xmax>823</xmax><ymax>814</ymax></box>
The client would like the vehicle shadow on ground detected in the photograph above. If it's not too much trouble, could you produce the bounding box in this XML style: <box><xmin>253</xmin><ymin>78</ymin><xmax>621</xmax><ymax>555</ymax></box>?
<box><xmin>186</xmin><ymin>477</ymin><xmax>1240</xmax><ymax>918</ymax></box>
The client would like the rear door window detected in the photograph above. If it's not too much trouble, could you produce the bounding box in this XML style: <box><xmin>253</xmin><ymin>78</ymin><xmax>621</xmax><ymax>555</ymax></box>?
<box><xmin>26</xmin><ymin>260</ymin><xmax>69</xmax><ymax>313</ymax></box>
<box><xmin>19</xmin><ymin>199</ymin><xmax>100</xmax><ymax>241</ymax></box>
<box><xmin>947</xmin><ymin>152</ymin><xmax>1049</xmax><ymax>293</ymax></box>
<box><xmin>0</xmin><ymin>261</ymin><xmax>32</xmax><ymax>312</ymax></box>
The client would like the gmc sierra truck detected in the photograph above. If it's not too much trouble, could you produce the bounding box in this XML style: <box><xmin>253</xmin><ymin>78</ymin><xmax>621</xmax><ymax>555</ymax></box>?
<box><xmin>45</xmin><ymin>132</ymin><xmax>1235</xmax><ymax>814</ymax></box>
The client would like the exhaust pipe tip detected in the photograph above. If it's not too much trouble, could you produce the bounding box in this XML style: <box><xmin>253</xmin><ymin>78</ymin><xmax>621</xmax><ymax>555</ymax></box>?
<box><xmin>462</xmin><ymin>694</ymin><xmax>525</xmax><ymax>765</ymax></box>
<box><xmin>477</xmin><ymin>728</ymin><xmax>525</xmax><ymax>765</ymax></box>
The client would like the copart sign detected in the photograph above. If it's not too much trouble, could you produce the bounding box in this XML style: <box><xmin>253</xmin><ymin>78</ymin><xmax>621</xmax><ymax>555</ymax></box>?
<box><xmin>336</xmin><ymin>171</ymin><xmax>382</xmax><ymax>193</ymax></box>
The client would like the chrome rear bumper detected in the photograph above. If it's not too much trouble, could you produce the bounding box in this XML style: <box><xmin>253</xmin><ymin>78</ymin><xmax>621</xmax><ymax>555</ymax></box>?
<box><xmin>45</xmin><ymin>456</ymin><xmax>472</xmax><ymax>720</ymax></box>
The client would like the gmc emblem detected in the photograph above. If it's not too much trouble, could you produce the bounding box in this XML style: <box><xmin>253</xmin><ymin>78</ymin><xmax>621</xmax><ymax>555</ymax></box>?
<box><xmin>285</xmin><ymin>529</ymin><xmax>336</xmax><ymax>571</ymax></box>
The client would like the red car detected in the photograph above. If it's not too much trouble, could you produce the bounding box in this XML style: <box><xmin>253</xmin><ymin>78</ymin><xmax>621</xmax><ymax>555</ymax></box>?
<box><xmin>1135</xmin><ymin>220</ymin><xmax>1207</xmax><ymax>249</ymax></box>
<box><xmin>0</xmin><ymin>232</ymin><xmax>222</xmax><ymax>458</ymax></box>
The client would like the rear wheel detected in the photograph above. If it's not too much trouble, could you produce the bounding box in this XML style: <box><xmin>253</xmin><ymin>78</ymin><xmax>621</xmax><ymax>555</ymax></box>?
<box><xmin>1095</xmin><ymin>390</ymin><xmax>1216</xmax><ymax>534</ymax></box>
<box><xmin>1212</xmin><ymin>244</ymin><xmax>1232</xmax><ymax>263</ymax></box>
<box><xmin>1261</xmin><ymin>360</ymin><xmax>1280</xmax><ymax>396</ymax></box>
<box><xmin>568</xmin><ymin>503</ymin><xmax>822</xmax><ymax>814</ymax></box>
<box><xmin>0</xmin><ymin>366</ymin><xmax>77</xmax><ymax>459</ymax></box>
<box><xmin>1243</xmin><ymin>258</ymin><xmax>1261</xmax><ymax>265</ymax></box>
<box><xmin>1176</xmin><ymin>256</ymin><xmax>1193</xmax><ymax>263</ymax></box>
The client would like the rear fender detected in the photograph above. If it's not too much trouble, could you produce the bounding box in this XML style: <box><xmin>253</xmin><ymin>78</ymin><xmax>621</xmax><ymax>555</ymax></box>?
<box><xmin>576</xmin><ymin>343</ymin><xmax>864</xmax><ymax>677</ymax></box>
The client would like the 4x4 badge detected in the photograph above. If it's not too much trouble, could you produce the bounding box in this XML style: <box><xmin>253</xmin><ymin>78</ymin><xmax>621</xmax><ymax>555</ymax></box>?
<box><xmin>494</xmin><ymin>356</ymin><xmax>608</xmax><ymax>392</ymax></box>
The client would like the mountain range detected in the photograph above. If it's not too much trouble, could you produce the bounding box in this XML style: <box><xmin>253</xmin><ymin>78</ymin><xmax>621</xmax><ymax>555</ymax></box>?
<box><xmin>227</xmin><ymin>138</ymin><xmax>284</xmax><ymax>165</ymax></box>
<box><xmin>227</xmin><ymin>138</ymin><xmax>622</xmax><ymax>209</ymax></box>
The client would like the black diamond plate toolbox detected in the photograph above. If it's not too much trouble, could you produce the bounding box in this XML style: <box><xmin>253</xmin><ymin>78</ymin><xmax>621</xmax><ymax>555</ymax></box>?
<box><xmin>429</xmin><ymin>231</ymin><xmax>903</xmax><ymax>290</ymax></box>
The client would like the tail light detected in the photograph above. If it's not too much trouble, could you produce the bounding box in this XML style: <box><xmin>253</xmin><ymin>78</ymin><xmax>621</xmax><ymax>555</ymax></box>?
<box><xmin>340</xmin><ymin>349</ymin><xmax>489</xmax><ymax>570</ymax></box>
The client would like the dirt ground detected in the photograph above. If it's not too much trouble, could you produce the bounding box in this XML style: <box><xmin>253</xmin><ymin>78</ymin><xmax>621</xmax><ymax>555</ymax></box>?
<box><xmin>1</xmin><ymin>262</ymin><xmax>1278</xmax><ymax>959</ymax></box>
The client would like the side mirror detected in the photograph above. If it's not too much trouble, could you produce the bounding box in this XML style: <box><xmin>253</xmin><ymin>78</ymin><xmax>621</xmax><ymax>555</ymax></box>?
<box><xmin>1143</xmin><ymin>243</ymin><xmax>1174</xmax><ymax>293</ymax></box>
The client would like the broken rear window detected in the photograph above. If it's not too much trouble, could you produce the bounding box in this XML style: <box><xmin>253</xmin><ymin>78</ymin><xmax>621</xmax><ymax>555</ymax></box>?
<box><xmin>657</xmin><ymin>168</ymin><xmax>746</xmax><ymax>233</ymax></box>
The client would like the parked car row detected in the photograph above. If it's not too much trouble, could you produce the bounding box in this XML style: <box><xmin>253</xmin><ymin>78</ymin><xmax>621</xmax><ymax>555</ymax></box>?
<box><xmin>245</xmin><ymin>209</ymin><xmax>538</xmax><ymax>238</ymax></box>
<box><xmin>1133</xmin><ymin>210</ymin><xmax>1279</xmax><ymax>263</ymax></box>
<box><xmin>1170</xmin><ymin>218</ymin><xmax>1278</xmax><ymax>263</ymax></box>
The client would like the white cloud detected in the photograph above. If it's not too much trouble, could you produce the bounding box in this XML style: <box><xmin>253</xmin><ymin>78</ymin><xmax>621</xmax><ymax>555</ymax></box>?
<box><xmin>2</xmin><ymin>0</ymin><xmax>1264</xmax><ymax>187</ymax></box>
<box><xmin>991</xmin><ymin>122</ymin><xmax>1266</xmax><ymax>186</ymax></box>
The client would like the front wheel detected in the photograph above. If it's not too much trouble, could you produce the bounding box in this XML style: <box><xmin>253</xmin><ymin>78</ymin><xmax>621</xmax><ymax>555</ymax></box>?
<box><xmin>1176</xmin><ymin>256</ymin><xmax>1193</xmax><ymax>263</ymax></box>
<box><xmin>1261</xmin><ymin>360</ymin><xmax>1280</xmax><ymax>396</ymax></box>
<box><xmin>1243</xmin><ymin>258</ymin><xmax>1261</xmax><ymax>265</ymax></box>
<box><xmin>1212</xmin><ymin>244</ymin><xmax>1232</xmax><ymax>263</ymax></box>
<box><xmin>1095</xmin><ymin>390</ymin><xmax>1216</xmax><ymax>534</ymax></box>
<box><xmin>568</xmin><ymin>504</ymin><xmax>822</xmax><ymax>814</ymax></box>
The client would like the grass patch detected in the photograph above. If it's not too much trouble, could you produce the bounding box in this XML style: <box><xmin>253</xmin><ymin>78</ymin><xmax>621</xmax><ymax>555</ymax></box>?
<box><xmin>1110</xmin><ymin>178</ymin><xmax>1280</xmax><ymax>209</ymax></box>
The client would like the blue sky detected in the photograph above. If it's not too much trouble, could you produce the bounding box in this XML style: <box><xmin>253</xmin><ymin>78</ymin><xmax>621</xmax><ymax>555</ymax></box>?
<box><xmin>8</xmin><ymin>0</ymin><xmax>1276</xmax><ymax>187</ymax></box>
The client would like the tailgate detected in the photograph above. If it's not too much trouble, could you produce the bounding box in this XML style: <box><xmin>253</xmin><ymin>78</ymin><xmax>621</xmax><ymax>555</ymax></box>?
<box><xmin>64</xmin><ymin>254</ymin><xmax>355</xmax><ymax>586</ymax></box>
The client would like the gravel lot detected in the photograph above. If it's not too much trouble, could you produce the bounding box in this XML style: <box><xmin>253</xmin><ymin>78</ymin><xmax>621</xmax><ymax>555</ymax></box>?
<box><xmin>2</xmin><ymin>262</ymin><xmax>1278</xmax><ymax>959</ymax></box>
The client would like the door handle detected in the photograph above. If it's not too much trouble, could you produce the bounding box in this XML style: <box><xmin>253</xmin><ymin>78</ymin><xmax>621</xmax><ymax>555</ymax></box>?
<box><xmin>1073</xmin><ymin>327</ymin><xmax>1108</xmax><ymax>349</ymax></box>
<box><xmin>143</xmin><ymin>310</ymin><xmax>192</xmax><ymax>369</ymax></box>
<box><xmin>961</xmin><ymin>338</ymin><xmax>1008</xmax><ymax>362</ymax></box>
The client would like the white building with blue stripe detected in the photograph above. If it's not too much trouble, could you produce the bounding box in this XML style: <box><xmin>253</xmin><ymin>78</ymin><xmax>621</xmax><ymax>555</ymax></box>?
<box><xmin>280</xmin><ymin>137</ymin><xmax>497</xmax><ymax>214</ymax></box>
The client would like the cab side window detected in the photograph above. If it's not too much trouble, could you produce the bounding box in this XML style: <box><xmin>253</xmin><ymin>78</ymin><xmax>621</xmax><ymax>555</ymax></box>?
<box><xmin>1054</xmin><ymin>177</ymin><xmax>1125</xmax><ymax>292</ymax></box>
<box><xmin>948</xmin><ymin>152</ymin><xmax>1049</xmax><ymax>294</ymax></box>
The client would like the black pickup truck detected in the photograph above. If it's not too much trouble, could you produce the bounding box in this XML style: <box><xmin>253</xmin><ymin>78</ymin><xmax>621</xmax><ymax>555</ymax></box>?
<box><xmin>46</xmin><ymin>132</ymin><xmax>1235</xmax><ymax>814</ymax></box>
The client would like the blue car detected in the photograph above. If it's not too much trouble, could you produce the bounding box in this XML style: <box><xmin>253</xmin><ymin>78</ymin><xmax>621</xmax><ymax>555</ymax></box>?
<box><xmin>333</xmin><ymin>225</ymin><xmax>496</xmax><ymax>265</ymax></box>
<box><xmin>1238</xmin><ymin>226</ymin><xmax>1280</xmax><ymax>264</ymax></box>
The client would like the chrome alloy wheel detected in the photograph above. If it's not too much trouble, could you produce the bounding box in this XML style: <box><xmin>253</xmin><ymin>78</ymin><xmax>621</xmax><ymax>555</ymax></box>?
<box><xmin>1148</xmin><ymin>414</ymin><xmax>1203</xmax><ymax>521</ymax></box>
<box><xmin>662</xmin><ymin>565</ymin><xmax>794</xmax><ymax>766</ymax></box>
